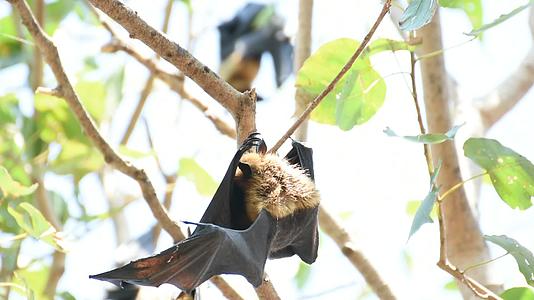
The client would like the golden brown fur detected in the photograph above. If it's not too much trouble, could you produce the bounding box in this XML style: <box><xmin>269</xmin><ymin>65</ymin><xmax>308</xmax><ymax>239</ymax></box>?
<box><xmin>235</xmin><ymin>152</ymin><xmax>320</xmax><ymax>221</ymax></box>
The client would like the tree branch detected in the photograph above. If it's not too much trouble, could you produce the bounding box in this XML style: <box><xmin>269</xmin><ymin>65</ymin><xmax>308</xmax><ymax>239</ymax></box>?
<box><xmin>269</xmin><ymin>0</ymin><xmax>392</xmax><ymax>153</ymax></box>
<box><xmin>416</xmin><ymin>9</ymin><xmax>501</xmax><ymax>300</ymax></box>
<box><xmin>476</xmin><ymin>5</ymin><xmax>534</xmax><ymax>130</ymax></box>
<box><xmin>101</xmin><ymin>39</ymin><xmax>236</xmax><ymax>139</ymax></box>
<box><xmin>119</xmin><ymin>0</ymin><xmax>174</xmax><ymax>145</ymax></box>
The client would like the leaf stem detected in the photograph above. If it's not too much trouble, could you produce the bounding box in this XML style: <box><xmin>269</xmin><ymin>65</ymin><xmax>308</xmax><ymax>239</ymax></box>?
<box><xmin>463</xmin><ymin>252</ymin><xmax>509</xmax><ymax>274</ymax></box>
<box><xmin>438</xmin><ymin>172</ymin><xmax>488</xmax><ymax>201</ymax></box>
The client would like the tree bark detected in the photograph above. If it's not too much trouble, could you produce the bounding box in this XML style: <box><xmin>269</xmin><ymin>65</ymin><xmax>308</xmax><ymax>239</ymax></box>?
<box><xmin>416</xmin><ymin>10</ymin><xmax>500</xmax><ymax>299</ymax></box>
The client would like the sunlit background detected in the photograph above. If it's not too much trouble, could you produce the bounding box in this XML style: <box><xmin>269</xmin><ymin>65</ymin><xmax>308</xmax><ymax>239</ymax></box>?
<box><xmin>1</xmin><ymin>0</ymin><xmax>533</xmax><ymax>299</ymax></box>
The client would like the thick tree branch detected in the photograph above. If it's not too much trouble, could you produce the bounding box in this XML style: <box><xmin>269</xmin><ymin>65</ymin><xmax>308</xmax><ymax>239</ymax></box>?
<box><xmin>417</xmin><ymin>9</ymin><xmax>501</xmax><ymax>300</ymax></box>
<box><xmin>476</xmin><ymin>5</ymin><xmax>534</xmax><ymax>130</ymax></box>
<box><xmin>87</xmin><ymin>0</ymin><xmax>248</xmax><ymax>120</ymax></box>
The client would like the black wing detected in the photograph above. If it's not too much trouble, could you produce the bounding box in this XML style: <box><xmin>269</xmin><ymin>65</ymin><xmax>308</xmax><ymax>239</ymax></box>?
<box><xmin>197</xmin><ymin>132</ymin><xmax>265</xmax><ymax>229</ymax></box>
<box><xmin>269</xmin><ymin>139</ymin><xmax>319</xmax><ymax>263</ymax></box>
<box><xmin>90</xmin><ymin>210</ymin><xmax>276</xmax><ymax>294</ymax></box>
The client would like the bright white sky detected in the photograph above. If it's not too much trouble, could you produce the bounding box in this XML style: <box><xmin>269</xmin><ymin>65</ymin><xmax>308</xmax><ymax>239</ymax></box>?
<box><xmin>1</xmin><ymin>0</ymin><xmax>534</xmax><ymax>299</ymax></box>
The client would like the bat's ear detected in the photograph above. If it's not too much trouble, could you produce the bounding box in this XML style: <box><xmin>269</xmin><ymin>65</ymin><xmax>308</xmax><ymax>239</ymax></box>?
<box><xmin>238</xmin><ymin>162</ymin><xmax>253</xmax><ymax>178</ymax></box>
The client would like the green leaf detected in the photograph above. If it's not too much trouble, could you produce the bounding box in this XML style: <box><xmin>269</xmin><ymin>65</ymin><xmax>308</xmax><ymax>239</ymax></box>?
<box><xmin>439</xmin><ymin>0</ymin><xmax>483</xmax><ymax>29</ymax></box>
<box><xmin>118</xmin><ymin>145</ymin><xmax>155</xmax><ymax>159</ymax></box>
<box><xmin>294</xmin><ymin>262</ymin><xmax>312</xmax><ymax>289</ymax></box>
<box><xmin>0</xmin><ymin>14</ymin><xmax>27</xmax><ymax>68</ymax></box>
<box><xmin>463</xmin><ymin>138</ymin><xmax>534</xmax><ymax>209</ymax></box>
<box><xmin>444</xmin><ymin>280</ymin><xmax>458</xmax><ymax>291</ymax></box>
<box><xmin>399</xmin><ymin>0</ymin><xmax>438</xmax><ymax>31</ymax></box>
<box><xmin>14</xmin><ymin>263</ymin><xmax>50</xmax><ymax>300</ymax></box>
<box><xmin>75</xmin><ymin>80</ymin><xmax>107</xmax><ymax>123</ymax></box>
<box><xmin>366</xmin><ymin>39</ymin><xmax>416</xmax><ymax>56</ymax></box>
<box><xmin>0</xmin><ymin>166</ymin><xmax>38</xmax><ymax>198</ymax></box>
<box><xmin>485</xmin><ymin>235</ymin><xmax>534</xmax><ymax>287</ymax></box>
<box><xmin>297</xmin><ymin>38</ymin><xmax>387</xmax><ymax>130</ymax></box>
<box><xmin>178</xmin><ymin>0</ymin><xmax>193</xmax><ymax>13</ymax></box>
<box><xmin>467</xmin><ymin>1</ymin><xmax>534</xmax><ymax>36</ymax></box>
<box><xmin>406</xmin><ymin>199</ymin><xmax>437</xmax><ymax>218</ymax></box>
<box><xmin>384</xmin><ymin>124</ymin><xmax>462</xmax><ymax>144</ymax></box>
<box><xmin>50</xmin><ymin>139</ymin><xmax>104</xmax><ymax>181</ymax></box>
<box><xmin>7</xmin><ymin>202</ymin><xmax>64</xmax><ymax>251</ymax></box>
<box><xmin>178</xmin><ymin>158</ymin><xmax>217</xmax><ymax>196</ymax></box>
<box><xmin>0</xmin><ymin>93</ymin><xmax>20</xmax><ymax>125</ymax></box>
<box><xmin>57</xmin><ymin>291</ymin><xmax>77</xmax><ymax>300</ymax></box>
<box><xmin>501</xmin><ymin>287</ymin><xmax>534</xmax><ymax>300</ymax></box>
<box><xmin>408</xmin><ymin>161</ymin><xmax>441</xmax><ymax>239</ymax></box>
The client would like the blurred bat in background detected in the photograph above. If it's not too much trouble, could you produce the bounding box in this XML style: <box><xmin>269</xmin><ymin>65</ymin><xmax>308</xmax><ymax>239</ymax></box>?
<box><xmin>90</xmin><ymin>133</ymin><xmax>319</xmax><ymax>294</ymax></box>
<box><xmin>218</xmin><ymin>3</ymin><xmax>294</xmax><ymax>98</ymax></box>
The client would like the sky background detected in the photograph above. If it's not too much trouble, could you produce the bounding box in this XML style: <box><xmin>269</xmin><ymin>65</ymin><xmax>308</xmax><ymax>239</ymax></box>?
<box><xmin>1</xmin><ymin>0</ymin><xmax>534</xmax><ymax>299</ymax></box>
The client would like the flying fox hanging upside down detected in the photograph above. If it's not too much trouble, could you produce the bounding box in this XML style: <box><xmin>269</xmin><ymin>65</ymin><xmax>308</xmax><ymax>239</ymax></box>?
<box><xmin>90</xmin><ymin>133</ymin><xmax>320</xmax><ymax>293</ymax></box>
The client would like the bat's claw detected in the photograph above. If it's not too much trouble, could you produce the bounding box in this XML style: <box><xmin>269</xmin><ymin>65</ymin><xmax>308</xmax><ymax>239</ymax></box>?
<box><xmin>241</xmin><ymin>132</ymin><xmax>266</xmax><ymax>154</ymax></box>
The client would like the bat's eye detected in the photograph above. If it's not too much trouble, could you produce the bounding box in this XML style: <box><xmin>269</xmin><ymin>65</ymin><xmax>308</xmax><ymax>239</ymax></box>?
<box><xmin>238</xmin><ymin>162</ymin><xmax>253</xmax><ymax>177</ymax></box>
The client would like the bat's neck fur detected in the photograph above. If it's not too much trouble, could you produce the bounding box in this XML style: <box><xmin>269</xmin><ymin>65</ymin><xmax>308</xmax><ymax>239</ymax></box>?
<box><xmin>235</xmin><ymin>152</ymin><xmax>320</xmax><ymax>221</ymax></box>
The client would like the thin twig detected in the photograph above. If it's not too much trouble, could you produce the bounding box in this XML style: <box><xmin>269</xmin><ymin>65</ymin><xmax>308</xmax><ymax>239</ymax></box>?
<box><xmin>88</xmin><ymin>0</ymin><xmax>248</xmax><ymax>118</ymax></box>
<box><xmin>119</xmin><ymin>0</ymin><xmax>174</xmax><ymax>145</ymax></box>
<box><xmin>99</xmin><ymin>36</ymin><xmax>236</xmax><ymax>138</ymax></box>
<box><xmin>269</xmin><ymin>0</ymin><xmax>392</xmax><ymax>153</ymax></box>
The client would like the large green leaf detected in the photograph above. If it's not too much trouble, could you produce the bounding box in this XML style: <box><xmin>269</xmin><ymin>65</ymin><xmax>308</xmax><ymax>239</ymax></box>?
<box><xmin>0</xmin><ymin>166</ymin><xmax>37</xmax><ymax>198</ymax></box>
<box><xmin>502</xmin><ymin>287</ymin><xmax>534</xmax><ymax>300</ymax></box>
<box><xmin>467</xmin><ymin>1</ymin><xmax>534</xmax><ymax>36</ymax></box>
<box><xmin>439</xmin><ymin>0</ymin><xmax>483</xmax><ymax>29</ymax></box>
<box><xmin>485</xmin><ymin>235</ymin><xmax>534</xmax><ymax>287</ymax></box>
<box><xmin>296</xmin><ymin>38</ymin><xmax>387</xmax><ymax>130</ymax></box>
<box><xmin>399</xmin><ymin>0</ymin><xmax>438</xmax><ymax>31</ymax></box>
<box><xmin>384</xmin><ymin>124</ymin><xmax>462</xmax><ymax>144</ymax></box>
<box><xmin>408</xmin><ymin>161</ymin><xmax>441</xmax><ymax>239</ymax></box>
<box><xmin>7</xmin><ymin>202</ymin><xmax>65</xmax><ymax>251</ymax></box>
<box><xmin>464</xmin><ymin>138</ymin><xmax>534</xmax><ymax>209</ymax></box>
<box><xmin>178</xmin><ymin>158</ymin><xmax>217</xmax><ymax>196</ymax></box>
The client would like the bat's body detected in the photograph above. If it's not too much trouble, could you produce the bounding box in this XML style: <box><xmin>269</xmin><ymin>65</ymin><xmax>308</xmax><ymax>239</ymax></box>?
<box><xmin>90</xmin><ymin>133</ymin><xmax>319</xmax><ymax>293</ymax></box>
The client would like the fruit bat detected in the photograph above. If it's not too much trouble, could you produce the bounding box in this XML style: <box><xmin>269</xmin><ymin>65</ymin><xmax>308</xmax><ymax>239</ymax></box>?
<box><xmin>218</xmin><ymin>3</ymin><xmax>294</xmax><ymax>96</ymax></box>
<box><xmin>90</xmin><ymin>133</ymin><xmax>319</xmax><ymax>294</ymax></box>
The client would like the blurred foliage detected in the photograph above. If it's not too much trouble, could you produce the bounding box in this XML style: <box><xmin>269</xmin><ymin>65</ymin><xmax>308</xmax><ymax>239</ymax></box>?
<box><xmin>439</xmin><ymin>0</ymin><xmax>483</xmax><ymax>29</ymax></box>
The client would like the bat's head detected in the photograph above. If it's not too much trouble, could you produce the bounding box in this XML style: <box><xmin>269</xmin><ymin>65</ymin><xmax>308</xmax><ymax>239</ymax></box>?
<box><xmin>234</xmin><ymin>151</ymin><xmax>320</xmax><ymax>222</ymax></box>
